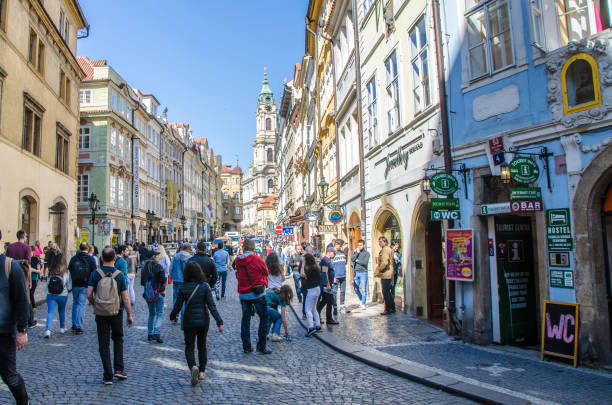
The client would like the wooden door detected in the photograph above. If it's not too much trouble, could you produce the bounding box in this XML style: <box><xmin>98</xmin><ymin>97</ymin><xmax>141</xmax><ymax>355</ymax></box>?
<box><xmin>426</xmin><ymin>220</ymin><xmax>444</xmax><ymax>319</ymax></box>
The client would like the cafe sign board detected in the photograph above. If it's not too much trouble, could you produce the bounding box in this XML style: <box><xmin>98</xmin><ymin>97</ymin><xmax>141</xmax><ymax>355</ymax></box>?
<box><xmin>430</xmin><ymin>173</ymin><xmax>459</xmax><ymax>195</ymax></box>
<box><xmin>510</xmin><ymin>187</ymin><xmax>542</xmax><ymax>201</ymax></box>
<box><xmin>546</xmin><ymin>208</ymin><xmax>573</xmax><ymax>251</ymax></box>
<box><xmin>509</xmin><ymin>157</ymin><xmax>540</xmax><ymax>184</ymax></box>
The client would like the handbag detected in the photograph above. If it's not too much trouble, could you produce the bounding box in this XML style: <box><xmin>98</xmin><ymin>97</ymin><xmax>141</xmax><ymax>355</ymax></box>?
<box><xmin>181</xmin><ymin>284</ymin><xmax>201</xmax><ymax>330</ymax></box>
<box><xmin>244</xmin><ymin>267</ymin><xmax>265</xmax><ymax>295</ymax></box>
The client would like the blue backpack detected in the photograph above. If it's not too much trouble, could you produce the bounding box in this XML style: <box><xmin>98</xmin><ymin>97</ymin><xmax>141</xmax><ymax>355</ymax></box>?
<box><xmin>143</xmin><ymin>262</ymin><xmax>160</xmax><ymax>303</ymax></box>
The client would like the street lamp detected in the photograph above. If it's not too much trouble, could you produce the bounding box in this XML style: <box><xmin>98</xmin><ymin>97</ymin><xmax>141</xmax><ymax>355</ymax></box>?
<box><xmin>318</xmin><ymin>176</ymin><xmax>329</xmax><ymax>201</ymax></box>
<box><xmin>88</xmin><ymin>193</ymin><xmax>100</xmax><ymax>250</ymax></box>
<box><xmin>421</xmin><ymin>174</ymin><xmax>431</xmax><ymax>195</ymax></box>
<box><xmin>146</xmin><ymin>210</ymin><xmax>155</xmax><ymax>244</ymax></box>
<box><xmin>180</xmin><ymin>215</ymin><xmax>187</xmax><ymax>241</ymax></box>
<box><xmin>500</xmin><ymin>164</ymin><xmax>511</xmax><ymax>184</ymax></box>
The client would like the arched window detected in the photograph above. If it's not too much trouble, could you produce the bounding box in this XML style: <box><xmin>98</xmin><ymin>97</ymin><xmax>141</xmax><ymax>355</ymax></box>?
<box><xmin>265</xmin><ymin>118</ymin><xmax>272</xmax><ymax>130</ymax></box>
<box><xmin>267</xmin><ymin>148</ymin><xmax>273</xmax><ymax>162</ymax></box>
<box><xmin>562</xmin><ymin>53</ymin><xmax>601</xmax><ymax>114</ymax></box>
<box><xmin>268</xmin><ymin>179</ymin><xmax>273</xmax><ymax>190</ymax></box>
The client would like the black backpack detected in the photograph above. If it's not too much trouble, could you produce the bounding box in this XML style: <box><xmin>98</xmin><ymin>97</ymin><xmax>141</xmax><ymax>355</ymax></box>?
<box><xmin>71</xmin><ymin>255</ymin><xmax>91</xmax><ymax>285</ymax></box>
<box><xmin>48</xmin><ymin>274</ymin><xmax>64</xmax><ymax>295</ymax></box>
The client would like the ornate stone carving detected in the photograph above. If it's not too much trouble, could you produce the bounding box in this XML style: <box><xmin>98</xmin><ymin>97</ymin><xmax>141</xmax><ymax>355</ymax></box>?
<box><xmin>546</xmin><ymin>38</ymin><xmax>612</xmax><ymax>128</ymax></box>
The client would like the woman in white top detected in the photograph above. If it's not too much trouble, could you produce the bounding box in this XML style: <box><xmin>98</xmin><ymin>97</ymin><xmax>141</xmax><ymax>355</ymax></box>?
<box><xmin>44</xmin><ymin>252</ymin><xmax>71</xmax><ymax>338</ymax></box>
<box><xmin>265</xmin><ymin>252</ymin><xmax>285</xmax><ymax>291</ymax></box>
<box><xmin>157</xmin><ymin>245</ymin><xmax>171</xmax><ymax>279</ymax></box>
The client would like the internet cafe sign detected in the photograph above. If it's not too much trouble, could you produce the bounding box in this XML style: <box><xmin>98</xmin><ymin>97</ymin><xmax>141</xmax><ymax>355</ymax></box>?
<box><xmin>383</xmin><ymin>135</ymin><xmax>424</xmax><ymax>179</ymax></box>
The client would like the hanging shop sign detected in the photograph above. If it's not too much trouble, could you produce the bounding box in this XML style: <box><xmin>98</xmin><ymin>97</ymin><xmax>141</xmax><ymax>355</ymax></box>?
<box><xmin>489</xmin><ymin>136</ymin><xmax>505</xmax><ymax>166</ymax></box>
<box><xmin>383</xmin><ymin>136</ymin><xmax>424</xmax><ymax>179</ymax></box>
<box><xmin>510</xmin><ymin>201</ymin><xmax>543</xmax><ymax>212</ymax></box>
<box><xmin>549</xmin><ymin>269</ymin><xmax>575</xmax><ymax>289</ymax></box>
<box><xmin>79</xmin><ymin>228</ymin><xmax>90</xmax><ymax>245</ymax></box>
<box><xmin>480</xmin><ymin>202</ymin><xmax>511</xmax><ymax>215</ymax></box>
<box><xmin>317</xmin><ymin>224</ymin><xmax>337</xmax><ymax>233</ymax></box>
<box><xmin>328</xmin><ymin>209</ymin><xmax>344</xmax><ymax>224</ymax></box>
<box><xmin>541</xmin><ymin>301</ymin><xmax>579</xmax><ymax>367</ymax></box>
<box><xmin>304</xmin><ymin>211</ymin><xmax>320</xmax><ymax>222</ymax></box>
<box><xmin>430</xmin><ymin>173</ymin><xmax>459</xmax><ymax>195</ymax></box>
<box><xmin>509</xmin><ymin>157</ymin><xmax>540</xmax><ymax>184</ymax></box>
<box><xmin>446</xmin><ymin>229</ymin><xmax>474</xmax><ymax>282</ymax></box>
<box><xmin>510</xmin><ymin>187</ymin><xmax>542</xmax><ymax>202</ymax></box>
<box><xmin>430</xmin><ymin>198</ymin><xmax>461</xmax><ymax>220</ymax></box>
<box><xmin>546</xmin><ymin>208</ymin><xmax>573</xmax><ymax>251</ymax></box>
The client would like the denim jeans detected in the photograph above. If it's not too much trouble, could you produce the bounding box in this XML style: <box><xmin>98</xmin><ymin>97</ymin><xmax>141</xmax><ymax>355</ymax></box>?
<box><xmin>267</xmin><ymin>307</ymin><xmax>282</xmax><ymax>335</ymax></box>
<box><xmin>95</xmin><ymin>312</ymin><xmax>124</xmax><ymax>381</ymax></box>
<box><xmin>216</xmin><ymin>271</ymin><xmax>228</xmax><ymax>297</ymax></box>
<box><xmin>317</xmin><ymin>290</ymin><xmax>334</xmax><ymax>322</ymax></box>
<box><xmin>240</xmin><ymin>296</ymin><xmax>269</xmax><ymax>351</ymax></box>
<box><xmin>353</xmin><ymin>272</ymin><xmax>368</xmax><ymax>306</ymax></box>
<box><xmin>173</xmin><ymin>281</ymin><xmax>184</xmax><ymax>317</ymax></box>
<box><xmin>71</xmin><ymin>287</ymin><xmax>88</xmax><ymax>329</ymax></box>
<box><xmin>0</xmin><ymin>334</ymin><xmax>28</xmax><ymax>405</ymax></box>
<box><xmin>292</xmin><ymin>272</ymin><xmax>302</xmax><ymax>302</ymax></box>
<box><xmin>147</xmin><ymin>296</ymin><xmax>164</xmax><ymax>335</ymax></box>
<box><xmin>335</xmin><ymin>277</ymin><xmax>346</xmax><ymax>306</ymax></box>
<box><xmin>305</xmin><ymin>287</ymin><xmax>321</xmax><ymax>330</ymax></box>
<box><xmin>46</xmin><ymin>294</ymin><xmax>67</xmax><ymax>331</ymax></box>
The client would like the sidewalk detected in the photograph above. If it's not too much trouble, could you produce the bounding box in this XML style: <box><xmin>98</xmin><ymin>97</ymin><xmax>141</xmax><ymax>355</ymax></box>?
<box><xmin>289</xmin><ymin>295</ymin><xmax>612</xmax><ymax>405</ymax></box>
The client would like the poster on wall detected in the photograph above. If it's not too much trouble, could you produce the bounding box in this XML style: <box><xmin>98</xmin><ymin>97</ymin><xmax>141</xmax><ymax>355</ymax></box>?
<box><xmin>446</xmin><ymin>229</ymin><xmax>474</xmax><ymax>282</ymax></box>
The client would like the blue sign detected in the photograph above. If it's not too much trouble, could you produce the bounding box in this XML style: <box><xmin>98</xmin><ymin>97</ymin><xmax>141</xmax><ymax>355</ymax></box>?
<box><xmin>493</xmin><ymin>151</ymin><xmax>505</xmax><ymax>165</ymax></box>
<box><xmin>282</xmin><ymin>227</ymin><xmax>294</xmax><ymax>235</ymax></box>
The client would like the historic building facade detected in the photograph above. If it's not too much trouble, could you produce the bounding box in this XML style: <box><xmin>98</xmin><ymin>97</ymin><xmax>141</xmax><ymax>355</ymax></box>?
<box><xmin>221</xmin><ymin>164</ymin><xmax>243</xmax><ymax>233</ymax></box>
<box><xmin>0</xmin><ymin>0</ymin><xmax>87</xmax><ymax>255</ymax></box>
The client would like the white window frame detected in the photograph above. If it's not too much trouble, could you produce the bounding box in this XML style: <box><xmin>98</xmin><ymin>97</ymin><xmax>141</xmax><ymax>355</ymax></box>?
<box><xmin>529</xmin><ymin>0</ymin><xmax>545</xmax><ymax>49</ymax></box>
<box><xmin>409</xmin><ymin>15</ymin><xmax>431</xmax><ymax>113</ymax></box>
<box><xmin>118</xmin><ymin>177</ymin><xmax>124</xmax><ymax>206</ymax></box>
<box><xmin>79</xmin><ymin>126</ymin><xmax>91</xmax><ymax>149</ymax></box>
<box><xmin>365</xmin><ymin>75</ymin><xmax>378</xmax><ymax>148</ymax></box>
<box><xmin>385</xmin><ymin>51</ymin><xmax>400</xmax><ymax>134</ymax></box>
<box><xmin>79</xmin><ymin>89</ymin><xmax>92</xmax><ymax>106</ymax></box>
<box><xmin>78</xmin><ymin>174</ymin><xmax>89</xmax><ymax>203</ymax></box>
<box><xmin>465</xmin><ymin>0</ymin><xmax>515</xmax><ymax>80</ymax></box>
<box><xmin>110</xmin><ymin>127</ymin><xmax>117</xmax><ymax>152</ymax></box>
<box><xmin>110</xmin><ymin>174</ymin><xmax>117</xmax><ymax>205</ymax></box>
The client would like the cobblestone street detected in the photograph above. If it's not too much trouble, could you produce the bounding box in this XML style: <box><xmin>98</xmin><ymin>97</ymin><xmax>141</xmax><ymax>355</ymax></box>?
<box><xmin>0</xmin><ymin>275</ymin><xmax>474</xmax><ymax>405</ymax></box>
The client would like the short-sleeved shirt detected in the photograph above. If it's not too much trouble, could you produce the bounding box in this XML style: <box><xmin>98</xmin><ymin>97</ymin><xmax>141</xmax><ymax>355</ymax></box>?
<box><xmin>88</xmin><ymin>266</ymin><xmax>128</xmax><ymax>310</ymax></box>
<box><xmin>114</xmin><ymin>257</ymin><xmax>128</xmax><ymax>277</ymax></box>
<box><xmin>6</xmin><ymin>242</ymin><xmax>31</xmax><ymax>262</ymax></box>
<box><xmin>266</xmin><ymin>289</ymin><xmax>286</xmax><ymax>309</ymax></box>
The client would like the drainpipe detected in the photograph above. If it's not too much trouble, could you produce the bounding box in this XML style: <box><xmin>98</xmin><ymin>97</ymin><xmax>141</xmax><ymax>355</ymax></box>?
<box><xmin>433</xmin><ymin>0</ymin><xmax>457</xmax><ymax>333</ymax></box>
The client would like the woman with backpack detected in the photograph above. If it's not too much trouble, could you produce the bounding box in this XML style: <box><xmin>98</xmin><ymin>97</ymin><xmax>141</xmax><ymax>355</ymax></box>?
<box><xmin>170</xmin><ymin>262</ymin><xmax>223</xmax><ymax>386</ymax></box>
<box><xmin>44</xmin><ymin>252</ymin><xmax>71</xmax><ymax>338</ymax></box>
<box><xmin>140</xmin><ymin>253</ymin><xmax>166</xmax><ymax>343</ymax></box>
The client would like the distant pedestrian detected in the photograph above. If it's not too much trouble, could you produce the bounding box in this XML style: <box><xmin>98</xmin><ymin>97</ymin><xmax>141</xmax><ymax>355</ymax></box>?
<box><xmin>391</xmin><ymin>241</ymin><xmax>402</xmax><ymax>297</ymax></box>
<box><xmin>125</xmin><ymin>246</ymin><xmax>137</xmax><ymax>304</ymax></box>
<box><xmin>141</xmin><ymin>253</ymin><xmax>166</xmax><ymax>343</ymax></box>
<box><xmin>170</xmin><ymin>262</ymin><xmax>223</xmax><ymax>386</ymax></box>
<box><xmin>87</xmin><ymin>248</ymin><xmax>133</xmax><ymax>385</ymax></box>
<box><xmin>375</xmin><ymin>236</ymin><xmax>395</xmax><ymax>315</ymax></box>
<box><xmin>351</xmin><ymin>240</ymin><xmax>370</xmax><ymax>310</ymax></box>
<box><xmin>266</xmin><ymin>284</ymin><xmax>293</xmax><ymax>342</ymax></box>
<box><xmin>265</xmin><ymin>252</ymin><xmax>284</xmax><ymax>290</ymax></box>
<box><xmin>171</xmin><ymin>243</ymin><xmax>193</xmax><ymax>321</ymax></box>
<box><xmin>33</xmin><ymin>240</ymin><xmax>43</xmax><ymax>258</ymax></box>
<box><xmin>0</xmin><ymin>250</ymin><xmax>30</xmax><ymax>405</ymax></box>
<box><xmin>302</xmin><ymin>253</ymin><xmax>321</xmax><ymax>337</ymax></box>
<box><xmin>68</xmin><ymin>243</ymin><xmax>96</xmax><ymax>334</ymax></box>
<box><xmin>44</xmin><ymin>252</ymin><xmax>70</xmax><ymax>338</ymax></box>
<box><xmin>317</xmin><ymin>247</ymin><xmax>338</xmax><ymax>325</ymax></box>
<box><xmin>88</xmin><ymin>244</ymin><xmax>99</xmax><ymax>269</ymax></box>
<box><xmin>188</xmin><ymin>242</ymin><xmax>218</xmax><ymax>296</ymax></box>
<box><xmin>288</xmin><ymin>245</ymin><xmax>303</xmax><ymax>304</ymax></box>
<box><xmin>235</xmin><ymin>238</ymin><xmax>270</xmax><ymax>354</ymax></box>
<box><xmin>29</xmin><ymin>246</ymin><xmax>42</xmax><ymax>327</ymax></box>
<box><xmin>212</xmin><ymin>242</ymin><xmax>230</xmax><ymax>299</ymax></box>
<box><xmin>157</xmin><ymin>245</ymin><xmax>171</xmax><ymax>279</ymax></box>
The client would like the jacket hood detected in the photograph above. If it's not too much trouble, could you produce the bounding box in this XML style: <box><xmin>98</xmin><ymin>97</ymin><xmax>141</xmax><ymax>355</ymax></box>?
<box><xmin>176</xmin><ymin>251</ymin><xmax>192</xmax><ymax>261</ymax></box>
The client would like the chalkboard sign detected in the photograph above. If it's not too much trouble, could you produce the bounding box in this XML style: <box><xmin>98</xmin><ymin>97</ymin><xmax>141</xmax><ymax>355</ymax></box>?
<box><xmin>541</xmin><ymin>301</ymin><xmax>579</xmax><ymax>367</ymax></box>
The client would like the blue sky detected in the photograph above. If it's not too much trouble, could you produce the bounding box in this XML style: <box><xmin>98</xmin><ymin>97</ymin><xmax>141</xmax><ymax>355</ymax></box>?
<box><xmin>78</xmin><ymin>0</ymin><xmax>306</xmax><ymax>169</ymax></box>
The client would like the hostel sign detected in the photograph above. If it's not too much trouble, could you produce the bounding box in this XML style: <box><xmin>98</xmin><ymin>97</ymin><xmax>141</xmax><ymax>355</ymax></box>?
<box><xmin>546</xmin><ymin>209</ymin><xmax>573</xmax><ymax>251</ymax></box>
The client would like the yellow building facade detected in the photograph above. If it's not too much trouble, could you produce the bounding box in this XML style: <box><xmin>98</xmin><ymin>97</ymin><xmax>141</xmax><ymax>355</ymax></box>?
<box><xmin>0</xmin><ymin>0</ymin><xmax>87</xmax><ymax>254</ymax></box>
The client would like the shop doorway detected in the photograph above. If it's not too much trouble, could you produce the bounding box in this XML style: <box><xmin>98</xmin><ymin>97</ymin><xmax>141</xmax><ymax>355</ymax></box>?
<box><xmin>494</xmin><ymin>215</ymin><xmax>538</xmax><ymax>346</ymax></box>
<box><xmin>348</xmin><ymin>212</ymin><xmax>361</xmax><ymax>285</ymax></box>
<box><xmin>20</xmin><ymin>195</ymin><xmax>38</xmax><ymax>244</ymax></box>
<box><xmin>426</xmin><ymin>220</ymin><xmax>444</xmax><ymax>321</ymax></box>
<box><xmin>375</xmin><ymin>211</ymin><xmax>403</xmax><ymax>309</ymax></box>
<box><xmin>602</xmin><ymin>185</ymin><xmax>612</xmax><ymax>348</ymax></box>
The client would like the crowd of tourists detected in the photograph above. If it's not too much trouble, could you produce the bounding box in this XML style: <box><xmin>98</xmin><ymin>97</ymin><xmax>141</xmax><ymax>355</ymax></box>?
<box><xmin>0</xmin><ymin>228</ymin><xmax>401</xmax><ymax>404</ymax></box>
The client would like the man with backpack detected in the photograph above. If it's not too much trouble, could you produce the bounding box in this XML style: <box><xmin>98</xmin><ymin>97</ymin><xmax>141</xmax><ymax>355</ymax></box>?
<box><xmin>0</xmin><ymin>250</ymin><xmax>30</xmax><ymax>404</ymax></box>
<box><xmin>141</xmin><ymin>253</ymin><xmax>166</xmax><ymax>343</ymax></box>
<box><xmin>87</xmin><ymin>248</ymin><xmax>133</xmax><ymax>385</ymax></box>
<box><xmin>68</xmin><ymin>243</ymin><xmax>97</xmax><ymax>334</ymax></box>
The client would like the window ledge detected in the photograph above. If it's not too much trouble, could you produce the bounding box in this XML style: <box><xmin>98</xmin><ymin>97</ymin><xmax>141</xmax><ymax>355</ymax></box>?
<box><xmin>461</xmin><ymin>64</ymin><xmax>528</xmax><ymax>94</ymax></box>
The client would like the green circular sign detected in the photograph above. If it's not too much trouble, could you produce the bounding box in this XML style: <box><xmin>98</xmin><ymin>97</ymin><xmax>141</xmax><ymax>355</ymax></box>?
<box><xmin>430</xmin><ymin>173</ymin><xmax>459</xmax><ymax>195</ymax></box>
<box><xmin>509</xmin><ymin>157</ymin><xmax>540</xmax><ymax>184</ymax></box>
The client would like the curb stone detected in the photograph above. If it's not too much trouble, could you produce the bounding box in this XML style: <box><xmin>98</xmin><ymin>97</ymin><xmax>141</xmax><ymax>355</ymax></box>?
<box><xmin>288</xmin><ymin>302</ymin><xmax>530</xmax><ymax>405</ymax></box>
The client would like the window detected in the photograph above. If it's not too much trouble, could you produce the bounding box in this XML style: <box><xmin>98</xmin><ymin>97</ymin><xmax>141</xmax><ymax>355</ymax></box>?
<box><xmin>22</xmin><ymin>98</ymin><xmax>43</xmax><ymax>157</ymax></box>
<box><xmin>234</xmin><ymin>206</ymin><xmax>241</xmax><ymax>215</ymax></box>
<box><xmin>365</xmin><ymin>77</ymin><xmax>378</xmax><ymax>147</ymax></box>
<box><xmin>466</xmin><ymin>0</ymin><xmax>513</xmax><ymax>79</ymax></box>
<box><xmin>234</xmin><ymin>177</ymin><xmax>239</xmax><ymax>184</ymax></box>
<box><xmin>267</xmin><ymin>148</ymin><xmax>273</xmax><ymax>162</ymax></box>
<box><xmin>224</xmin><ymin>208</ymin><xmax>229</xmax><ymax>216</ymax></box>
<box><xmin>530</xmin><ymin>0</ymin><xmax>544</xmax><ymax>48</ymax></box>
<box><xmin>267</xmin><ymin>179</ymin><xmax>273</xmax><ymax>190</ymax></box>
<box><xmin>59</xmin><ymin>70</ymin><xmax>70</xmax><ymax>105</ymax></box>
<box><xmin>385</xmin><ymin>51</ymin><xmax>400</xmax><ymax>133</ymax></box>
<box><xmin>63</xmin><ymin>21</ymin><xmax>69</xmax><ymax>42</ymax></box>
<box><xmin>28</xmin><ymin>29</ymin><xmax>37</xmax><ymax>64</ymax></box>
<box><xmin>0</xmin><ymin>0</ymin><xmax>7</xmax><ymax>31</ymax></box>
<box><xmin>223</xmin><ymin>178</ymin><xmax>228</xmax><ymax>185</ymax></box>
<box><xmin>55</xmin><ymin>127</ymin><xmax>70</xmax><ymax>174</ymax></box>
<box><xmin>37</xmin><ymin>40</ymin><xmax>45</xmax><ymax>74</ymax></box>
<box><xmin>111</xmin><ymin>91</ymin><xmax>118</xmax><ymax>109</ymax></box>
<box><xmin>561</xmin><ymin>53</ymin><xmax>601</xmax><ymax>114</ymax></box>
<box><xmin>118</xmin><ymin>135</ymin><xmax>124</xmax><ymax>157</ymax></box>
<box><xmin>59</xmin><ymin>11</ymin><xmax>65</xmax><ymax>39</ymax></box>
<box><xmin>79</xmin><ymin>126</ymin><xmax>90</xmax><ymax>149</ymax></box>
<box><xmin>118</xmin><ymin>178</ymin><xmax>124</xmax><ymax>206</ymax></box>
<box><xmin>80</xmin><ymin>89</ymin><xmax>92</xmax><ymax>105</ymax></box>
<box><xmin>233</xmin><ymin>192</ymin><xmax>239</xmax><ymax>199</ymax></box>
<box><xmin>110</xmin><ymin>127</ymin><xmax>117</xmax><ymax>151</ymax></box>
<box><xmin>362</xmin><ymin>0</ymin><xmax>376</xmax><ymax>15</ymax></box>
<box><xmin>224</xmin><ymin>192</ymin><xmax>228</xmax><ymax>200</ymax></box>
<box><xmin>410</xmin><ymin>17</ymin><xmax>430</xmax><ymax>113</ymax></box>
<box><xmin>110</xmin><ymin>175</ymin><xmax>116</xmax><ymax>205</ymax></box>
<box><xmin>265</xmin><ymin>117</ymin><xmax>272</xmax><ymax>130</ymax></box>
<box><xmin>78</xmin><ymin>174</ymin><xmax>89</xmax><ymax>202</ymax></box>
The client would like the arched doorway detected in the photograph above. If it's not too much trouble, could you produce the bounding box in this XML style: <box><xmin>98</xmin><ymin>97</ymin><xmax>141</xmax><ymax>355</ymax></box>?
<box><xmin>19</xmin><ymin>189</ymin><xmax>39</xmax><ymax>244</ymax></box>
<box><xmin>603</xmin><ymin>184</ymin><xmax>612</xmax><ymax>355</ymax></box>
<box><xmin>374</xmin><ymin>209</ymin><xmax>404</xmax><ymax>309</ymax></box>
<box><xmin>49</xmin><ymin>200</ymin><xmax>67</xmax><ymax>252</ymax></box>
<box><xmin>347</xmin><ymin>211</ymin><xmax>361</xmax><ymax>285</ymax></box>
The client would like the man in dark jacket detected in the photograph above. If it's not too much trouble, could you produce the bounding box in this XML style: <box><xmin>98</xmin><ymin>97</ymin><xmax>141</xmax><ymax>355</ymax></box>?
<box><xmin>351</xmin><ymin>239</ymin><xmax>370</xmax><ymax>310</ymax></box>
<box><xmin>0</xmin><ymin>252</ymin><xmax>30</xmax><ymax>405</ymax></box>
<box><xmin>141</xmin><ymin>255</ymin><xmax>167</xmax><ymax>343</ymax></box>
<box><xmin>188</xmin><ymin>242</ymin><xmax>218</xmax><ymax>288</ymax></box>
<box><xmin>68</xmin><ymin>243</ymin><xmax>97</xmax><ymax>334</ymax></box>
<box><xmin>288</xmin><ymin>245</ymin><xmax>304</xmax><ymax>303</ymax></box>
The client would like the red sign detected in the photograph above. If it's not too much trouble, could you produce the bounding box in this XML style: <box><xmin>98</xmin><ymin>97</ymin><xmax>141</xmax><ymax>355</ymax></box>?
<box><xmin>489</xmin><ymin>136</ymin><xmax>504</xmax><ymax>154</ymax></box>
<box><xmin>275</xmin><ymin>225</ymin><xmax>283</xmax><ymax>234</ymax></box>
<box><xmin>510</xmin><ymin>201</ymin><xmax>543</xmax><ymax>212</ymax></box>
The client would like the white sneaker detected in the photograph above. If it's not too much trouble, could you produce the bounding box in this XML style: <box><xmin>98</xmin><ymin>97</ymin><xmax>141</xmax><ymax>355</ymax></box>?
<box><xmin>44</xmin><ymin>330</ymin><xmax>51</xmax><ymax>339</ymax></box>
<box><xmin>59</xmin><ymin>328</ymin><xmax>65</xmax><ymax>334</ymax></box>
<box><xmin>360</xmin><ymin>304</ymin><xmax>366</xmax><ymax>310</ymax></box>
<box><xmin>270</xmin><ymin>333</ymin><xmax>283</xmax><ymax>342</ymax></box>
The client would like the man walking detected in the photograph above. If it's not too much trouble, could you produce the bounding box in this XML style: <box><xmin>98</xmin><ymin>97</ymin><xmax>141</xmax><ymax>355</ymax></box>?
<box><xmin>68</xmin><ymin>243</ymin><xmax>97</xmax><ymax>334</ymax></box>
<box><xmin>234</xmin><ymin>239</ymin><xmax>271</xmax><ymax>354</ymax></box>
<box><xmin>0</xmin><ymin>250</ymin><xmax>30</xmax><ymax>404</ymax></box>
<box><xmin>374</xmin><ymin>236</ymin><xmax>395</xmax><ymax>315</ymax></box>
<box><xmin>188</xmin><ymin>242</ymin><xmax>218</xmax><ymax>291</ymax></box>
<box><xmin>170</xmin><ymin>243</ymin><xmax>193</xmax><ymax>320</ymax></box>
<box><xmin>332</xmin><ymin>240</ymin><xmax>349</xmax><ymax>314</ymax></box>
<box><xmin>212</xmin><ymin>242</ymin><xmax>230</xmax><ymax>299</ymax></box>
<box><xmin>351</xmin><ymin>240</ymin><xmax>370</xmax><ymax>310</ymax></box>
<box><xmin>317</xmin><ymin>247</ymin><xmax>338</xmax><ymax>325</ymax></box>
<box><xmin>87</xmin><ymin>248</ymin><xmax>133</xmax><ymax>385</ymax></box>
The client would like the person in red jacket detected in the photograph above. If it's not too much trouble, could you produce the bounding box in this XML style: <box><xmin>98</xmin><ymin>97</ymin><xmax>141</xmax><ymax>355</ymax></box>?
<box><xmin>234</xmin><ymin>238</ymin><xmax>271</xmax><ymax>354</ymax></box>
